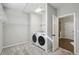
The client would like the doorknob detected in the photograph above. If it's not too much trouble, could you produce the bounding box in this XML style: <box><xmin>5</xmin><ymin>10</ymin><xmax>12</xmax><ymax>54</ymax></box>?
<box><xmin>52</xmin><ymin>34</ymin><xmax>56</xmax><ymax>36</ymax></box>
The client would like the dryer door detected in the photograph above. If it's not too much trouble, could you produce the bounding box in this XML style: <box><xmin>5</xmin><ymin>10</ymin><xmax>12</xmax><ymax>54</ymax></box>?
<box><xmin>38</xmin><ymin>36</ymin><xmax>45</xmax><ymax>46</ymax></box>
<box><xmin>32</xmin><ymin>34</ymin><xmax>37</xmax><ymax>43</ymax></box>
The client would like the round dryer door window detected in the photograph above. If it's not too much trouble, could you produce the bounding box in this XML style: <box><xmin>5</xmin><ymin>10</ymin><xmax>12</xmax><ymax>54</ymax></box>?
<box><xmin>38</xmin><ymin>36</ymin><xmax>45</xmax><ymax>46</ymax></box>
<box><xmin>32</xmin><ymin>34</ymin><xmax>37</xmax><ymax>43</ymax></box>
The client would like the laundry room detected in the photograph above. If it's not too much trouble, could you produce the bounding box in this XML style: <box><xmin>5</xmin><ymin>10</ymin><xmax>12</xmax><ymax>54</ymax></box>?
<box><xmin>0</xmin><ymin>3</ymin><xmax>79</xmax><ymax>55</ymax></box>
<box><xmin>0</xmin><ymin>3</ymin><xmax>49</xmax><ymax>55</ymax></box>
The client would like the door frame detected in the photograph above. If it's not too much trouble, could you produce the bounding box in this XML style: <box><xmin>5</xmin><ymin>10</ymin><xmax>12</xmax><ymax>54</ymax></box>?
<box><xmin>58</xmin><ymin>13</ymin><xmax>76</xmax><ymax>54</ymax></box>
<box><xmin>52</xmin><ymin>15</ymin><xmax>59</xmax><ymax>52</ymax></box>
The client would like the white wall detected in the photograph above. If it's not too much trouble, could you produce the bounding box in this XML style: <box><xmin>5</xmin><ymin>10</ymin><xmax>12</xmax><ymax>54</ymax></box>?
<box><xmin>59</xmin><ymin>19</ymin><xmax>64</xmax><ymax>38</ymax></box>
<box><xmin>41</xmin><ymin>8</ymin><xmax>47</xmax><ymax>32</ymax></box>
<box><xmin>3</xmin><ymin>4</ymin><xmax>46</xmax><ymax>47</ymax></box>
<box><xmin>59</xmin><ymin>16</ymin><xmax>74</xmax><ymax>40</ymax></box>
<box><xmin>47</xmin><ymin>4</ymin><xmax>57</xmax><ymax>39</ymax></box>
<box><xmin>3</xmin><ymin>8</ymin><xmax>30</xmax><ymax>47</ymax></box>
<box><xmin>30</xmin><ymin>13</ymin><xmax>42</xmax><ymax>32</ymax></box>
<box><xmin>57</xmin><ymin>4</ymin><xmax>79</xmax><ymax>53</ymax></box>
<box><xmin>30</xmin><ymin>13</ymin><xmax>42</xmax><ymax>41</ymax></box>
<box><xmin>0</xmin><ymin>4</ymin><xmax>3</xmax><ymax>53</ymax></box>
<box><xmin>0</xmin><ymin>4</ymin><xmax>7</xmax><ymax>22</ymax></box>
<box><xmin>0</xmin><ymin>22</ymin><xmax>3</xmax><ymax>53</ymax></box>
<box><xmin>0</xmin><ymin>3</ymin><xmax>7</xmax><ymax>53</ymax></box>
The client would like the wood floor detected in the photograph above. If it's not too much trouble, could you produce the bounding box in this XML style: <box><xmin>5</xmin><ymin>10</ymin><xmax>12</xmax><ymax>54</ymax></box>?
<box><xmin>0</xmin><ymin>42</ymin><xmax>72</xmax><ymax>55</ymax></box>
<box><xmin>59</xmin><ymin>38</ymin><xmax>74</xmax><ymax>53</ymax></box>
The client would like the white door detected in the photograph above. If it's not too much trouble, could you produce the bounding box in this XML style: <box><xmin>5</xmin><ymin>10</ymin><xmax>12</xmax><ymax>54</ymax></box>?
<box><xmin>52</xmin><ymin>15</ymin><xmax>59</xmax><ymax>52</ymax></box>
<box><xmin>0</xmin><ymin>22</ymin><xmax>3</xmax><ymax>54</ymax></box>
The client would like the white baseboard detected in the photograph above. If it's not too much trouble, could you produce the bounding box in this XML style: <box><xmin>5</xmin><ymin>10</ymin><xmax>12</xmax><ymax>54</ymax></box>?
<box><xmin>3</xmin><ymin>41</ymin><xmax>29</xmax><ymax>48</ymax></box>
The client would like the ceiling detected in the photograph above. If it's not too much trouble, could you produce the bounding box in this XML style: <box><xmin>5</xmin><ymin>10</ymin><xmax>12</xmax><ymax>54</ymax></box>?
<box><xmin>50</xmin><ymin>3</ymin><xmax>79</xmax><ymax>9</ymax></box>
<box><xmin>24</xmin><ymin>3</ymin><xmax>45</xmax><ymax>13</ymax></box>
<box><xmin>2</xmin><ymin>3</ymin><xmax>45</xmax><ymax>13</ymax></box>
<box><xmin>2</xmin><ymin>3</ymin><xmax>26</xmax><ymax>11</ymax></box>
<box><xmin>2</xmin><ymin>3</ymin><xmax>79</xmax><ymax>11</ymax></box>
<box><xmin>3</xmin><ymin>3</ymin><xmax>79</xmax><ymax>13</ymax></box>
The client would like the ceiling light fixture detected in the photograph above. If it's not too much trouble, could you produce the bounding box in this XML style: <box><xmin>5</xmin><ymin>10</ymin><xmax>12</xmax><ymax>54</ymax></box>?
<box><xmin>35</xmin><ymin>7</ymin><xmax>43</xmax><ymax>13</ymax></box>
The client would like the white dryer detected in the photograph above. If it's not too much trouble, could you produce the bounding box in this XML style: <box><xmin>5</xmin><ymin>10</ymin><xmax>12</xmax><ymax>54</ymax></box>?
<box><xmin>32</xmin><ymin>32</ymin><xmax>38</xmax><ymax>46</ymax></box>
<box><xmin>32</xmin><ymin>32</ymin><xmax>52</xmax><ymax>52</ymax></box>
<box><xmin>37</xmin><ymin>32</ymin><xmax>52</xmax><ymax>52</ymax></box>
<box><xmin>32</xmin><ymin>32</ymin><xmax>42</xmax><ymax>46</ymax></box>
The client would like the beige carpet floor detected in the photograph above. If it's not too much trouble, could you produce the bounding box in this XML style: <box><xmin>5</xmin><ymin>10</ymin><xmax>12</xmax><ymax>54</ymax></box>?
<box><xmin>0</xmin><ymin>42</ymin><xmax>73</xmax><ymax>55</ymax></box>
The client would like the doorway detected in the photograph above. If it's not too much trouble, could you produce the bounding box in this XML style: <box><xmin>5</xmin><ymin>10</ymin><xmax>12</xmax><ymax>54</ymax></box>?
<box><xmin>52</xmin><ymin>13</ymin><xmax>76</xmax><ymax>54</ymax></box>
<box><xmin>58</xmin><ymin>13</ymin><xmax>75</xmax><ymax>54</ymax></box>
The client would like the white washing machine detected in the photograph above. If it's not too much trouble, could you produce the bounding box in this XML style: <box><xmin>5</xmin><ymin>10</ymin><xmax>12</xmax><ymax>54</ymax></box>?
<box><xmin>32</xmin><ymin>32</ymin><xmax>52</xmax><ymax>52</ymax></box>
<box><xmin>37</xmin><ymin>33</ymin><xmax>52</xmax><ymax>52</ymax></box>
<box><xmin>32</xmin><ymin>32</ymin><xmax>38</xmax><ymax>46</ymax></box>
<box><xmin>32</xmin><ymin>32</ymin><xmax>42</xmax><ymax>46</ymax></box>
